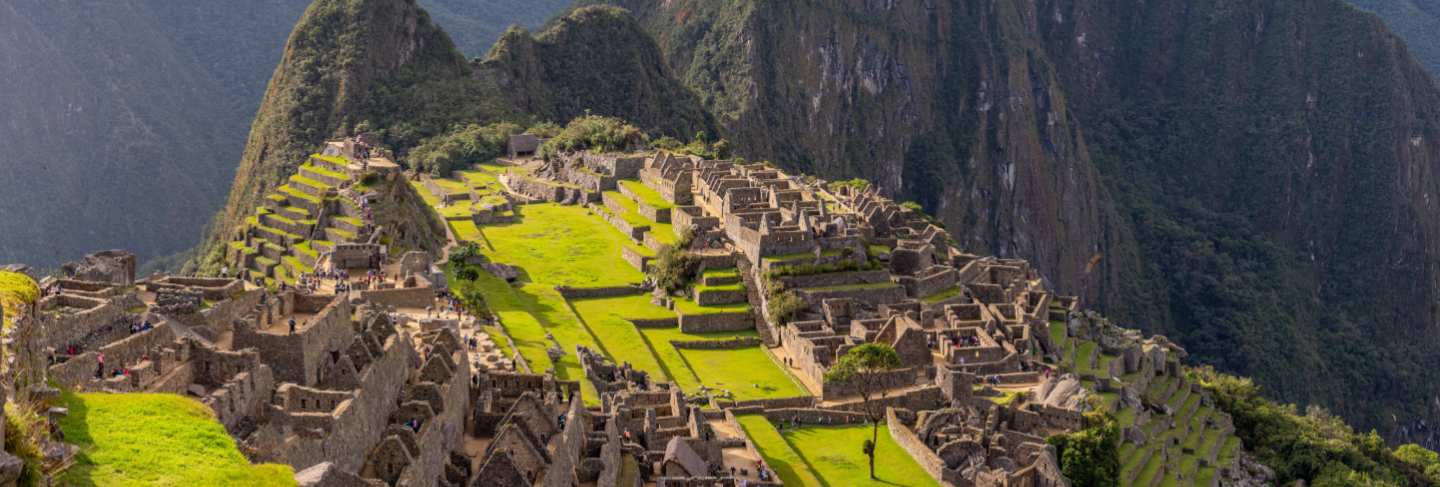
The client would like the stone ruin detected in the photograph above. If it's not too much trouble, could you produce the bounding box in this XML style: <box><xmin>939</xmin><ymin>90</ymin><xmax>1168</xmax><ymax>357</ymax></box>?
<box><xmin>60</xmin><ymin>250</ymin><xmax>137</xmax><ymax>286</ymax></box>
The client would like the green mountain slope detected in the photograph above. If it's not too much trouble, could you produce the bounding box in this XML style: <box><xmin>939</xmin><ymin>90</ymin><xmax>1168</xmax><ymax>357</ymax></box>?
<box><xmin>478</xmin><ymin>6</ymin><xmax>714</xmax><ymax>137</ymax></box>
<box><xmin>1349</xmin><ymin>0</ymin><xmax>1440</xmax><ymax>76</ymax></box>
<box><xmin>190</xmin><ymin>0</ymin><xmax>512</xmax><ymax>272</ymax></box>
<box><xmin>597</xmin><ymin>0</ymin><xmax>1440</xmax><ymax>446</ymax></box>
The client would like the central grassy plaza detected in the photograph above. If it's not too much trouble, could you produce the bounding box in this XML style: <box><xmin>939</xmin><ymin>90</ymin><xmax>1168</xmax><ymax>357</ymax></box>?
<box><xmin>429</xmin><ymin>191</ymin><xmax>804</xmax><ymax>403</ymax></box>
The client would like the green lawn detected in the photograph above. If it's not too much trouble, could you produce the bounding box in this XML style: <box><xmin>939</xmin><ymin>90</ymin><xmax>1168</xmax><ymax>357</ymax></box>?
<box><xmin>673</xmin><ymin>296</ymin><xmax>750</xmax><ymax>315</ymax></box>
<box><xmin>452</xmin><ymin>270</ymin><xmax>601</xmax><ymax>405</ymax></box>
<box><xmin>1</xmin><ymin>271</ymin><xmax>38</xmax><ymax>329</ymax></box>
<box><xmin>569</xmin><ymin>295</ymin><xmax>804</xmax><ymax>401</ymax></box>
<box><xmin>57</xmin><ymin>393</ymin><xmax>295</xmax><ymax>487</ymax></box>
<box><xmin>740</xmin><ymin>416</ymin><xmax>938</xmax><ymax>487</ymax></box>
<box><xmin>737</xmin><ymin>415</ymin><xmax>824</xmax><ymax>487</ymax></box>
<box><xmin>480</xmin><ymin>204</ymin><xmax>646</xmax><ymax>288</ymax></box>
<box><xmin>619</xmin><ymin>179</ymin><xmax>673</xmax><ymax>209</ymax></box>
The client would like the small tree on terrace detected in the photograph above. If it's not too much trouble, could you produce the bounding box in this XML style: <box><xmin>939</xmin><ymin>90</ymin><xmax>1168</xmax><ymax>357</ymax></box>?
<box><xmin>824</xmin><ymin>343</ymin><xmax>902</xmax><ymax>480</ymax></box>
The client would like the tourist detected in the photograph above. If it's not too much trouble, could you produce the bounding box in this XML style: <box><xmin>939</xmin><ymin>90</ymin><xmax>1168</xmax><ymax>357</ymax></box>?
<box><xmin>289</xmin><ymin>318</ymin><xmax>297</xmax><ymax>335</ymax></box>
<box><xmin>96</xmin><ymin>352</ymin><xmax>105</xmax><ymax>379</ymax></box>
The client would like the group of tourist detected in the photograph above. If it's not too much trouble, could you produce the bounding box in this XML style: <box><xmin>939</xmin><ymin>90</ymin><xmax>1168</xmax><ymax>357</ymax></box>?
<box><xmin>127</xmin><ymin>320</ymin><xmax>153</xmax><ymax>335</ymax></box>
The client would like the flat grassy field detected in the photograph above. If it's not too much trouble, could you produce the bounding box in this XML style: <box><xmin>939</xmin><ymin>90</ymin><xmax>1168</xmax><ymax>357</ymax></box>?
<box><xmin>480</xmin><ymin>203</ymin><xmax>645</xmax><ymax>288</ymax></box>
<box><xmin>736</xmin><ymin>415</ymin><xmax>824</xmax><ymax>486</ymax></box>
<box><xmin>618</xmin><ymin>179</ymin><xmax>673</xmax><ymax>209</ymax></box>
<box><xmin>569</xmin><ymin>295</ymin><xmax>804</xmax><ymax>400</ymax></box>
<box><xmin>741</xmin><ymin>416</ymin><xmax>938</xmax><ymax>487</ymax></box>
<box><xmin>57</xmin><ymin>393</ymin><xmax>295</xmax><ymax>487</ymax></box>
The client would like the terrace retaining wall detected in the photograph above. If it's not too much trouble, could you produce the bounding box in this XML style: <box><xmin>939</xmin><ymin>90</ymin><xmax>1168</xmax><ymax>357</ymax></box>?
<box><xmin>887</xmin><ymin>408</ymin><xmax>947</xmax><ymax>484</ymax></box>
<box><xmin>677</xmin><ymin>311</ymin><xmax>751</xmax><ymax>333</ymax></box>
<box><xmin>669</xmin><ymin>337</ymin><xmax>761</xmax><ymax>350</ymax></box>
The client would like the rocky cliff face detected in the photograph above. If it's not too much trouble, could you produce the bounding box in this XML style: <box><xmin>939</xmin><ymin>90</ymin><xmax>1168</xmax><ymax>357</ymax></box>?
<box><xmin>603</xmin><ymin>0</ymin><xmax>1131</xmax><ymax>311</ymax></box>
<box><xmin>602</xmin><ymin>0</ymin><xmax>1440</xmax><ymax>442</ymax></box>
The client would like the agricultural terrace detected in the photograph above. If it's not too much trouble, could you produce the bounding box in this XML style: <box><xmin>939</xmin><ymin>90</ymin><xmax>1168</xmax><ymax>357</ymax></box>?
<box><xmin>737</xmin><ymin>415</ymin><xmax>936</xmax><ymax>487</ymax></box>
<box><xmin>57</xmin><ymin>392</ymin><xmax>295</xmax><ymax>487</ymax></box>
<box><xmin>421</xmin><ymin>171</ymin><xmax>804</xmax><ymax>403</ymax></box>
<box><xmin>1047</xmin><ymin>311</ymin><xmax>1241</xmax><ymax>486</ymax></box>
<box><xmin>569</xmin><ymin>295</ymin><xmax>804</xmax><ymax>399</ymax></box>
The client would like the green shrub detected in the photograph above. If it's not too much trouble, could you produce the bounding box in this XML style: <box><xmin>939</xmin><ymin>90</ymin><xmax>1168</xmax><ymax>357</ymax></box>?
<box><xmin>538</xmin><ymin>115</ymin><xmax>647</xmax><ymax>160</ymax></box>
<box><xmin>1047</xmin><ymin>411</ymin><xmax>1120</xmax><ymax>487</ymax></box>
<box><xmin>408</xmin><ymin>122</ymin><xmax>523</xmax><ymax>176</ymax></box>
<box><xmin>651</xmin><ymin>245</ymin><xmax>698</xmax><ymax>293</ymax></box>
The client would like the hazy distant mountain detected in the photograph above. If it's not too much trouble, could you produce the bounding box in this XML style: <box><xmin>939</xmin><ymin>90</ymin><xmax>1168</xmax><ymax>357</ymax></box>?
<box><xmin>0</xmin><ymin>0</ymin><xmax>567</xmax><ymax>270</ymax></box>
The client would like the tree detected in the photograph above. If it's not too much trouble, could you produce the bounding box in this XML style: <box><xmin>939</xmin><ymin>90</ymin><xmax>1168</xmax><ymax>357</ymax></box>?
<box><xmin>1047</xmin><ymin>410</ymin><xmax>1120</xmax><ymax>487</ymax></box>
<box><xmin>824</xmin><ymin>343</ymin><xmax>902</xmax><ymax>480</ymax></box>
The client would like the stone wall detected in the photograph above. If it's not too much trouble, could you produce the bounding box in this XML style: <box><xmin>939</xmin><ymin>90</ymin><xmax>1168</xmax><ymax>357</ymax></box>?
<box><xmin>677</xmin><ymin>311</ymin><xmax>751</xmax><ymax>334</ymax></box>
<box><xmin>235</xmin><ymin>297</ymin><xmax>355</xmax><ymax>387</ymax></box>
<box><xmin>672</xmin><ymin>207</ymin><xmax>718</xmax><ymax>234</ymax></box>
<box><xmin>632</xmin><ymin>317</ymin><xmax>679</xmax><ymax>329</ymax></box>
<box><xmin>821</xmin><ymin>368</ymin><xmax>921</xmax><ymax>401</ymax></box>
<box><xmin>273</xmin><ymin>331</ymin><xmax>415</xmax><ymax>474</ymax></box>
<box><xmin>761</xmin><ymin>408</ymin><xmax>868</xmax><ymax>425</ymax></box>
<box><xmin>694</xmin><ymin>288</ymin><xmax>745</xmax><ymax>306</ymax></box>
<box><xmin>669</xmin><ymin>337</ymin><xmax>761</xmax><ymax>349</ymax></box>
<box><xmin>41</xmin><ymin>294</ymin><xmax>130</xmax><ymax>350</ymax></box>
<box><xmin>886</xmin><ymin>409</ymin><xmax>947</xmax><ymax>484</ymax></box>
<box><xmin>395</xmin><ymin>346</ymin><xmax>469</xmax><ymax>487</ymax></box>
<box><xmin>796</xmin><ymin>285</ymin><xmax>906</xmax><ymax>307</ymax></box>
<box><xmin>621</xmin><ymin>246</ymin><xmax>651</xmax><ymax>274</ymax></box>
<box><xmin>774</xmin><ymin>270</ymin><xmax>891</xmax><ymax>290</ymax></box>
<box><xmin>555</xmin><ymin>286</ymin><xmax>643</xmax><ymax>299</ymax></box>
<box><xmin>358</xmin><ymin>286</ymin><xmax>434</xmax><ymax>309</ymax></box>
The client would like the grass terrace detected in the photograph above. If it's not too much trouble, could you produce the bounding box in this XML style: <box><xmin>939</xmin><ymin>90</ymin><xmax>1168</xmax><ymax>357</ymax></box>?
<box><xmin>618</xmin><ymin>179</ymin><xmax>673</xmax><ymax>209</ymax></box>
<box><xmin>0</xmin><ymin>271</ymin><xmax>39</xmax><ymax>330</ymax></box>
<box><xmin>478</xmin><ymin>203</ymin><xmax>647</xmax><ymax>287</ymax></box>
<box><xmin>452</xmin><ymin>270</ymin><xmax>602</xmax><ymax>406</ymax></box>
<box><xmin>57</xmin><ymin>392</ymin><xmax>295</xmax><ymax>486</ymax></box>
<box><xmin>569</xmin><ymin>295</ymin><xmax>803</xmax><ymax>400</ymax></box>
<box><xmin>739</xmin><ymin>416</ymin><xmax>938</xmax><ymax>487</ymax></box>
<box><xmin>673</xmin><ymin>296</ymin><xmax>749</xmax><ymax>315</ymax></box>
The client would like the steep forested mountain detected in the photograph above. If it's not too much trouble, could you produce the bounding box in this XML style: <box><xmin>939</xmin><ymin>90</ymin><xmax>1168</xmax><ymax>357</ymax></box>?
<box><xmin>1350</xmin><ymin>0</ymin><xmax>1440</xmax><ymax>76</ymax></box>
<box><xmin>192</xmin><ymin>3</ymin><xmax>713</xmax><ymax>271</ymax></box>
<box><xmin>591</xmin><ymin>0</ymin><xmax>1440</xmax><ymax>445</ymax></box>
<box><xmin>0</xmin><ymin>0</ymin><xmax>567</xmax><ymax>271</ymax></box>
